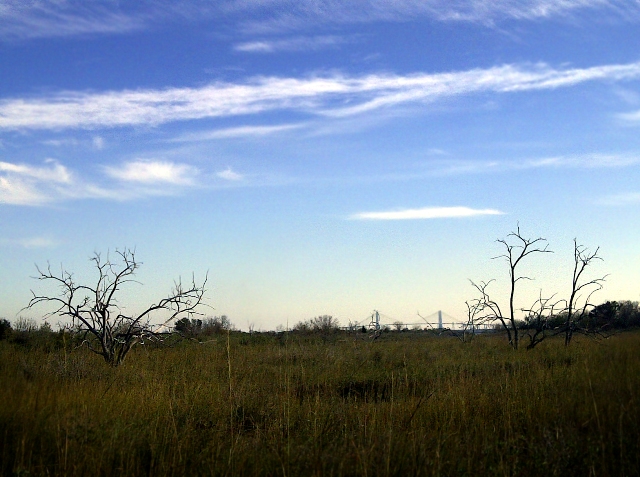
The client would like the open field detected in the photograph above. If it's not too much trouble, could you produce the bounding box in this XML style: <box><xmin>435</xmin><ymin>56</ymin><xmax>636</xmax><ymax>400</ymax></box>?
<box><xmin>1</xmin><ymin>330</ymin><xmax>639</xmax><ymax>476</ymax></box>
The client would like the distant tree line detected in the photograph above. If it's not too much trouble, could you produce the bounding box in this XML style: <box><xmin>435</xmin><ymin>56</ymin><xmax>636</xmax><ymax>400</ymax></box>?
<box><xmin>519</xmin><ymin>300</ymin><xmax>640</xmax><ymax>331</ymax></box>
<box><xmin>173</xmin><ymin>315</ymin><xmax>234</xmax><ymax>338</ymax></box>
<box><xmin>2</xmin><ymin>301</ymin><xmax>640</xmax><ymax>351</ymax></box>
<box><xmin>0</xmin><ymin>317</ymin><xmax>66</xmax><ymax>351</ymax></box>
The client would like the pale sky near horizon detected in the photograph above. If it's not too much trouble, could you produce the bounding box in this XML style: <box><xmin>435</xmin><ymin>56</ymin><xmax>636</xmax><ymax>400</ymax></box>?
<box><xmin>1</xmin><ymin>0</ymin><xmax>639</xmax><ymax>330</ymax></box>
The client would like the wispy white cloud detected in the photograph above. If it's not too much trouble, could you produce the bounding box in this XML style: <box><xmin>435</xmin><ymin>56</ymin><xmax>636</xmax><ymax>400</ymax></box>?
<box><xmin>42</xmin><ymin>138</ymin><xmax>80</xmax><ymax>147</ymax></box>
<box><xmin>333</xmin><ymin>152</ymin><xmax>640</xmax><ymax>187</ymax></box>
<box><xmin>597</xmin><ymin>191</ymin><xmax>640</xmax><ymax>206</ymax></box>
<box><xmin>41</xmin><ymin>135</ymin><xmax>107</xmax><ymax>149</ymax></box>
<box><xmin>92</xmin><ymin>135</ymin><xmax>105</xmax><ymax>149</ymax></box>
<box><xmin>0</xmin><ymin>159</ymin><xmax>73</xmax><ymax>205</ymax></box>
<box><xmin>350</xmin><ymin>206</ymin><xmax>505</xmax><ymax>220</ymax></box>
<box><xmin>233</xmin><ymin>0</ymin><xmax>640</xmax><ymax>32</ymax></box>
<box><xmin>0</xmin><ymin>158</ymin><xmax>72</xmax><ymax>182</ymax></box>
<box><xmin>0</xmin><ymin>175</ymin><xmax>49</xmax><ymax>205</ymax></box>
<box><xmin>427</xmin><ymin>153</ymin><xmax>640</xmax><ymax>177</ymax></box>
<box><xmin>3</xmin><ymin>1</ymin><xmax>636</xmax><ymax>41</ymax></box>
<box><xmin>20</xmin><ymin>236</ymin><xmax>57</xmax><ymax>248</ymax></box>
<box><xmin>525</xmin><ymin>153</ymin><xmax>640</xmax><ymax>168</ymax></box>
<box><xmin>0</xmin><ymin>0</ymin><xmax>146</xmax><ymax>40</ymax></box>
<box><xmin>612</xmin><ymin>87</ymin><xmax>640</xmax><ymax>106</ymax></box>
<box><xmin>0</xmin><ymin>158</ymin><xmax>203</xmax><ymax>206</ymax></box>
<box><xmin>427</xmin><ymin>148</ymin><xmax>448</xmax><ymax>156</ymax></box>
<box><xmin>0</xmin><ymin>236</ymin><xmax>58</xmax><ymax>249</ymax></box>
<box><xmin>426</xmin><ymin>0</ymin><xmax>637</xmax><ymax>23</ymax></box>
<box><xmin>170</xmin><ymin>123</ymin><xmax>304</xmax><ymax>142</ymax></box>
<box><xmin>618</xmin><ymin>109</ymin><xmax>640</xmax><ymax>123</ymax></box>
<box><xmin>217</xmin><ymin>167</ymin><xmax>244</xmax><ymax>181</ymax></box>
<box><xmin>2</xmin><ymin>60</ymin><xmax>640</xmax><ymax>131</ymax></box>
<box><xmin>234</xmin><ymin>35</ymin><xmax>348</xmax><ymax>53</ymax></box>
<box><xmin>103</xmin><ymin>160</ymin><xmax>199</xmax><ymax>185</ymax></box>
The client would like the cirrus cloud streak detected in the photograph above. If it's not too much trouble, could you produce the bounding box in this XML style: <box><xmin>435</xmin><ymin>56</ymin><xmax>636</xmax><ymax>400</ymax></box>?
<box><xmin>0</xmin><ymin>158</ymin><xmax>203</xmax><ymax>206</ymax></box>
<box><xmin>0</xmin><ymin>159</ymin><xmax>73</xmax><ymax>205</ymax></box>
<box><xmin>2</xmin><ymin>1</ymin><xmax>638</xmax><ymax>41</ymax></box>
<box><xmin>234</xmin><ymin>35</ymin><xmax>349</xmax><ymax>53</ymax></box>
<box><xmin>2</xmin><ymin>60</ymin><xmax>640</xmax><ymax>131</ymax></box>
<box><xmin>350</xmin><ymin>206</ymin><xmax>505</xmax><ymax>220</ymax></box>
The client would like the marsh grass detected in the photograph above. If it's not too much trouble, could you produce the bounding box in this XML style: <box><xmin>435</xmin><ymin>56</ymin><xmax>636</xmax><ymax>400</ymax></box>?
<box><xmin>1</xmin><ymin>331</ymin><xmax>639</xmax><ymax>476</ymax></box>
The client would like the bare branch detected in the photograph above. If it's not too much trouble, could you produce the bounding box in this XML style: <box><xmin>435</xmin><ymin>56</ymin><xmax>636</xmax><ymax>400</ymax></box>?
<box><xmin>521</xmin><ymin>291</ymin><xmax>564</xmax><ymax>349</ymax></box>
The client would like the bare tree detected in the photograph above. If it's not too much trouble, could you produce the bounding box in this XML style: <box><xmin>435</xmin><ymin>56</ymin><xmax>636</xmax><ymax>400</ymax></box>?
<box><xmin>561</xmin><ymin>240</ymin><xmax>607</xmax><ymax>346</ymax></box>
<box><xmin>25</xmin><ymin>249</ymin><xmax>207</xmax><ymax>366</ymax></box>
<box><xmin>470</xmin><ymin>226</ymin><xmax>552</xmax><ymax>350</ymax></box>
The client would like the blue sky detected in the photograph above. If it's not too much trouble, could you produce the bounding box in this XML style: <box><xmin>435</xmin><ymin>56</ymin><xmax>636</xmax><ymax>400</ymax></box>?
<box><xmin>1</xmin><ymin>0</ymin><xmax>640</xmax><ymax>330</ymax></box>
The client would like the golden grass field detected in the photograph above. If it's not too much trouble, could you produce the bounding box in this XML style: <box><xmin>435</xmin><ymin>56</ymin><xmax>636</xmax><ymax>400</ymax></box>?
<box><xmin>1</xmin><ymin>330</ymin><xmax>639</xmax><ymax>476</ymax></box>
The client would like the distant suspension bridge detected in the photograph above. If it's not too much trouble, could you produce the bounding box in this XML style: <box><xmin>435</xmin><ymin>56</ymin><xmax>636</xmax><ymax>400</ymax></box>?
<box><xmin>345</xmin><ymin>310</ymin><xmax>494</xmax><ymax>332</ymax></box>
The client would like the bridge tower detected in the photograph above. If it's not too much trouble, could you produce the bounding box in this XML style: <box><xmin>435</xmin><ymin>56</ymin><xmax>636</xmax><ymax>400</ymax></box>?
<box><xmin>369</xmin><ymin>310</ymin><xmax>381</xmax><ymax>331</ymax></box>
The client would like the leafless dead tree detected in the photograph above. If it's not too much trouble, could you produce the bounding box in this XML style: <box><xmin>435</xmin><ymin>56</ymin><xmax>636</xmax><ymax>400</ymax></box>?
<box><xmin>470</xmin><ymin>226</ymin><xmax>552</xmax><ymax>350</ymax></box>
<box><xmin>561</xmin><ymin>240</ymin><xmax>607</xmax><ymax>346</ymax></box>
<box><xmin>25</xmin><ymin>248</ymin><xmax>207</xmax><ymax>366</ymax></box>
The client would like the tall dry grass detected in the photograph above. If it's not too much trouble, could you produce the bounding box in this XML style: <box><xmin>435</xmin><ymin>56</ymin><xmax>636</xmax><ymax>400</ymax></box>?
<box><xmin>1</xmin><ymin>331</ymin><xmax>639</xmax><ymax>476</ymax></box>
